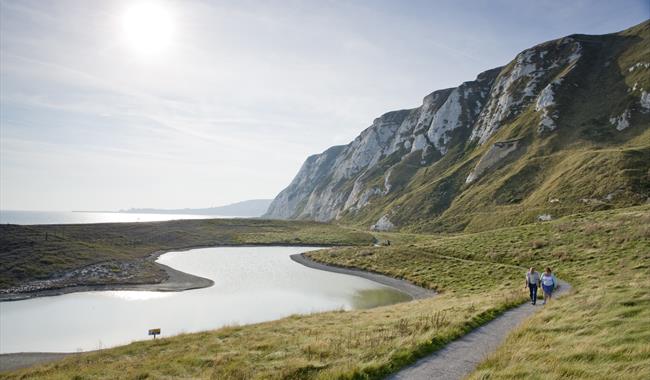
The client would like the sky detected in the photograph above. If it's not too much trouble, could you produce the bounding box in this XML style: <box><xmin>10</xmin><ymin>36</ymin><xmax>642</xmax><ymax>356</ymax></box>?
<box><xmin>1</xmin><ymin>0</ymin><xmax>648</xmax><ymax>211</ymax></box>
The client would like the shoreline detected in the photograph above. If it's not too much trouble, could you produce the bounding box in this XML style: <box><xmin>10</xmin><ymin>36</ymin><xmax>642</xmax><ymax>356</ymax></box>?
<box><xmin>0</xmin><ymin>246</ymin><xmax>426</xmax><ymax>373</ymax></box>
<box><xmin>290</xmin><ymin>253</ymin><xmax>436</xmax><ymax>300</ymax></box>
<box><xmin>0</xmin><ymin>262</ymin><xmax>214</xmax><ymax>303</ymax></box>
<box><xmin>0</xmin><ymin>247</ymin><xmax>216</xmax><ymax>302</ymax></box>
<box><xmin>0</xmin><ymin>244</ymin><xmax>333</xmax><ymax>302</ymax></box>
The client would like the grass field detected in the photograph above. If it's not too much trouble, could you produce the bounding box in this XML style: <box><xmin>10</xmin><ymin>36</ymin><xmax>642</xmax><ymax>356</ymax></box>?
<box><xmin>313</xmin><ymin>206</ymin><xmax>650</xmax><ymax>379</ymax></box>
<box><xmin>0</xmin><ymin>219</ymin><xmax>373</xmax><ymax>289</ymax></box>
<box><xmin>468</xmin><ymin>273</ymin><xmax>650</xmax><ymax>380</ymax></box>
<box><xmin>2</xmin><ymin>206</ymin><xmax>648</xmax><ymax>379</ymax></box>
<box><xmin>463</xmin><ymin>208</ymin><xmax>650</xmax><ymax>380</ymax></box>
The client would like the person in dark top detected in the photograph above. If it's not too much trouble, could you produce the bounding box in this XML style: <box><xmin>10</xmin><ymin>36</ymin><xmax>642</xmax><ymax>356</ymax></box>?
<box><xmin>525</xmin><ymin>267</ymin><xmax>541</xmax><ymax>305</ymax></box>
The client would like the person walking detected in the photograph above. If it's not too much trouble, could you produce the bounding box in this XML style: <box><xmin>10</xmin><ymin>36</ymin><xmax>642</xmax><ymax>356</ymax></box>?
<box><xmin>525</xmin><ymin>267</ymin><xmax>541</xmax><ymax>305</ymax></box>
<box><xmin>540</xmin><ymin>267</ymin><xmax>557</xmax><ymax>305</ymax></box>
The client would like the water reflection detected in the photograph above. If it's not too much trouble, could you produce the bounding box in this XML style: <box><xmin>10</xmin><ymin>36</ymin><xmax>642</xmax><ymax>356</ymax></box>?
<box><xmin>350</xmin><ymin>288</ymin><xmax>411</xmax><ymax>309</ymax></box>
<box><xmin>0</xmin><ymin>246</ymin><xmax>409</xmax><ymax>353</ymax></box>
<box><xmin>101</xmin><ymin>291</ymin><xmax>173</xmax><ymax>301</ymax></box>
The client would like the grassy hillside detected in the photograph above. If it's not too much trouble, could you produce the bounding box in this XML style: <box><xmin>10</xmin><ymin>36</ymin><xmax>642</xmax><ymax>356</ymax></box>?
<box><xmin>315</xmin><ymin>206</ymin><xmax>650</xmax><ymax>379</ymax></box>
<box><xmin>6</xmin><ymin>206</ymin><xmax>648</xmax><ymax>379</ymax></box>
<box><xmin>0</xmin><ymin>219</ymin><xmax>373</xmax><ymax>290</ymax></box>
<box><xmin>469</xmin><ymin>274</ymin><xmax>650</xmax><ymax>380</ymax></box>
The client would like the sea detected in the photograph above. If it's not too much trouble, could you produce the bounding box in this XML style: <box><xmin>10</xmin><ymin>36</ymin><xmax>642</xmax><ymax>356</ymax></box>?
<box><xmin>0</xmin><ymin>210</ymin><xmax>229</xmax><ymax>225</ymax></box>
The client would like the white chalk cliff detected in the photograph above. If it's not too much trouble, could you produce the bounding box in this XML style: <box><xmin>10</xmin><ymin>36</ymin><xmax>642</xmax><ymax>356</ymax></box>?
<box><xmin>265</xmin><ymin>22</ymin><xmax>650</xmax><ymax>230</ymax></box>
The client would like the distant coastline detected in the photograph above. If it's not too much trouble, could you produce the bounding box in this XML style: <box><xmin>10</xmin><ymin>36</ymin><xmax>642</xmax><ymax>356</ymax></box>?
<box><xmin>0</xmin><ymin>210</ymin><xmax>215</xmax><ymax>225</ymax></box>
<box><xmin>1</xmin><ymin>200</ymin><xmax>273</xmax><ymax>225</ymax></box>
<box><xmin>118</xmin><ymin>199</ymin><xmax>273</xmax><ymax>217</ymax></box>
<box><xmin>71</xmin><ymin>210</ymin><xmax>117</xmax><ymax>213</ymax></box>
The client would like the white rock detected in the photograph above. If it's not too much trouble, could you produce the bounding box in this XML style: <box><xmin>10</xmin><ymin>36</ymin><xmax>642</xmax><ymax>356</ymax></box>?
<box><xmin>371</xmin><ymin>214</ymin><xmax>395</xmax><ymax>231</ymax></box>
<box><xmin>425</xmin><ymin>88</ymin><xmax>464</xmax><ymax>155</ymax></box>
<box><xmin>384</xmin><ymin>168</ymin><xmax>393</xmax><ymax>194</ymax></box>
<box><xmin>628</xmin><ymin>62</ymin><xmax>650</xmax><ymax>72</ymax></box>
<box><xmin>537</xmin><ymin>214</ymin><xmax>553</xmax><ymax>222</ymax></box>
<box><xmin>471</xmin><ymin>39</ymin><xmax>581</xmax><ymax>144</ymax></box>
<box><xmin>535</xmin><ymin>80</ymin><xmax>560</xmax><ymax>132</ymax></box>
<box><xmin>536</xmin><ymin>81</ymin><xmax>558</xmax><ymax>110</ymax></box>
<box><xmin>411</xmin><ymin>134</ymin><xmax>429</xmax><ymax>152</ymax></box>
<box><xmin>640</xmin><ymin>91</ymin><xmax>650</xmax><ymax>113</ymax></box>
<box><xmin>609</xmin><ymin>109</ymin><xmax>631</xmax><ymax>131</ymax></box>
<box><xmin>470</xmin><ymin>49</ymin><xmax>539</xmax><ymax>144</ymax></box>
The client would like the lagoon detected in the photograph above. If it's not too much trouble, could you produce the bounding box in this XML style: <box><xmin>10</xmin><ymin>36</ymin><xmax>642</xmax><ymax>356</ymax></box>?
<box><xmin>0</xmin><ymin>246</ymin><xmax>409</xmax><ymax>353</ymax></box>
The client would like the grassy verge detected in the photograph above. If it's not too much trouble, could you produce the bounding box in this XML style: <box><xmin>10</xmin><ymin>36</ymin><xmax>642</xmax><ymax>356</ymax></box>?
<box><xmin>461</xmin><ymin>207</ymin><xmax>650</xmax><ymax>380</ymax></box>
<box><xmin>0</xmin><ymin>219</ymin><xmax>373</xmax><ymax>290</ymax></box>
<box><xmin>468</xmin><ymin>273</ymin><xmax>650</xmax><ymax>380</ymax></box>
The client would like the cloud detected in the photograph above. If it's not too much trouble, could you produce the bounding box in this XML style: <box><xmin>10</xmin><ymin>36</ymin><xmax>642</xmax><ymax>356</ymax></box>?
<box><xmin>2</xmin><ymin>0</ymin><xmax>648</xmax><ymax>210</ymax></box>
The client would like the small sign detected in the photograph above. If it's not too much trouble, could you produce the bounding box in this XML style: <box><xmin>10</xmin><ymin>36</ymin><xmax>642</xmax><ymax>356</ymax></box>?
<box><xmin>148</xmin><ymin>328</ymin><xmax>161</xmax><ymax>339</ymax></box>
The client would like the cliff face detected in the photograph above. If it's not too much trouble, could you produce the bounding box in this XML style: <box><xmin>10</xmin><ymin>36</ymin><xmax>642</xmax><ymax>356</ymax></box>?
<box><xmin>265</xmin><ymin>21</ymin><xmax>650</xmax><ymax>232</ymax></box>
<box><xmin>265</xmin><ymin>68</ymin><xmax>500</xmax><ymax>222</ymax></box>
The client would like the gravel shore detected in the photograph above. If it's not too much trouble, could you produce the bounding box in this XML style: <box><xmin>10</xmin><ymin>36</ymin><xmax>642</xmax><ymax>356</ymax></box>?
<box><xmin>290</xmin><ymin>253</ymin><xmax>436</xmax><ymax>300</ymax></box>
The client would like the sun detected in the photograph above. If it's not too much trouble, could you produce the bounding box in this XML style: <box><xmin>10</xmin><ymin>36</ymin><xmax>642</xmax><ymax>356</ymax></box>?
<box><xmin>122</xmin><ymin>2</ymin><xmax>174</xmax><ymax>56</ymax></box>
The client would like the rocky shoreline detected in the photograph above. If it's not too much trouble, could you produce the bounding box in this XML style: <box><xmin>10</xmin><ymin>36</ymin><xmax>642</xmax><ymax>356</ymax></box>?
<box><xmin>0</xmin><ymin>250</ymin><xmax>214</xmax><ymax>302</ymax></box>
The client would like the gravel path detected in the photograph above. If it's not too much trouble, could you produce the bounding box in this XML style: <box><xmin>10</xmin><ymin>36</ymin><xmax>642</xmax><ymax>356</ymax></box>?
<box><xmin>387</xmin><ymin>279</ymin><xmax>572</xmax><ymax>380</ymax></box>
<box><xmin>290</xmin><ymin>253</ymin><xmax>436</xmax><ymax>300</ymax></box>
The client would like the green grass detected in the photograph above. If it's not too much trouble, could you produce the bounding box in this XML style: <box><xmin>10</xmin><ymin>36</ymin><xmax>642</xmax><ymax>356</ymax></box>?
<box><xmin>457</xmin><ymin>207</ymin><xmax>650</xmax><ymax>380</ymax></box>
<box><xmin>468</xmin><ymin>274</ymin><xmax>650</xmax><ymax>380</ymax></box>
<box><xmin>306</xmin><ymin>205</ymin><xmax>650</xmax><ymax>379</ymax></box>
<box><xmin>0</xmin><ymin>219</ymin><xmax>373</xmax><ymax>289</ymax></box>
<box><xmin>6</xmin><ymin>206</ymin><xmax>648</xmax><ymax>379</ymax></box>
<box><xmin>307</xmin><ymin>247</ymin><xmax>521</xmax><ymax>295</ymax></box>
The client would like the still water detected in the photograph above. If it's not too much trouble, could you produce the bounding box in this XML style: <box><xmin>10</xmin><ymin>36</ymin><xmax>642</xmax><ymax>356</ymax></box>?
<box><xmin>0</xmin><ymin>247</ymin><xmax>409</xmax><ymax>353</ymax></box>
<box><xmin>0</xmin><ymin>210</ymin><xmax>220</xmax><ymax>225</ymax></box>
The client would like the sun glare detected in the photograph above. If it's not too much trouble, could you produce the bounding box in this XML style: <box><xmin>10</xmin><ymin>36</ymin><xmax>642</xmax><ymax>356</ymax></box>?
<box><xmin>122</xmin><ymin>2</ymin><xmax>174</xmax><ymax>56</ymax></box>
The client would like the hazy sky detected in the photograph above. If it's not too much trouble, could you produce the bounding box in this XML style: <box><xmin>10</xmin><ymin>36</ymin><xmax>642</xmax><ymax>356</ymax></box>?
<box><xmin>1</xmin><ymin>0</ymin><xmax>648</xmax><ymax>211</ymax></box>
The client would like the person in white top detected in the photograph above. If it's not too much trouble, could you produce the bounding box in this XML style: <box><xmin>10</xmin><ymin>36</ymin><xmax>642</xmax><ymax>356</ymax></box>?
<box><xmin>525</xmin><ymin>267</ymin><xmax>541</xmax><ymax>305</ymax></box>
<box><xmin>540</xmin><ymin>267</ymin><xmax>558</xmax><ymax>305</ymax></box>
